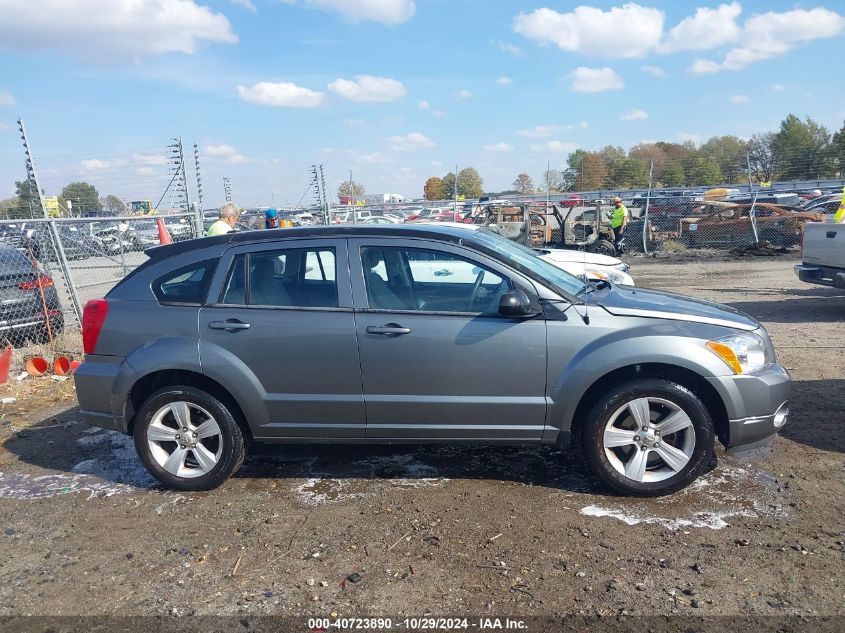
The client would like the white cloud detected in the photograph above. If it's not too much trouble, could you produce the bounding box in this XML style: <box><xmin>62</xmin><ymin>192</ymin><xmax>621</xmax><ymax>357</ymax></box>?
<box><xmin>306</xmin><ymin>0</ymin><xmax>415</xmax><ymax>25</ymax></box>
<box><xmin>395</xmin><ymin>167</ymin><xmax>415</xmax><ymax>180</ymax></box>
<box><xmin>496</xmin><ymin>76</ymin><xmax>512</xmax><ymax>85</ymax></box>
<box><xmin>136</xmin><ymin>167</ymin><xmax>156</xmax><ymax>176</ymax></box>
<box><xmin>772</xmin><ymin>83</ymin><xmax>785</xmax><ymax>92</ymax></box>
<box><xmin>328</xmin><ymin>75</ymin><xmax>406</xmax><ymax>102</ymax></box>
<box><xmin>237</xmin><ymin>81</ymin><xmax>325</xmax><ymax>107</ymax></box>
<box><xmin>677</xmin><ymin>132</ymin><xmax>702</xmax><ymax>144</ymax></box>
<box><xmin>578</xmin><ymin>120</ymin><xmax>589</xmax><ymax>129</ymax></box>
<box><xmin>457</xmin><ymin>89</ymin><xmax>473</xmax><ymax>99</ymax></box>
<box><xmin>80</xmin><ymin>159</ymin><xmax>110</xmax><ymax>171</ymax></box>
<box><xmin>132</xmin><ymin>152</ymin><xmax>168</xmax><ymax>166</ymax></box>
<box><xmin>641</xmin><ymin>65</ymin><xmax>666</xmax><ymax>77</ymax></box>
<box><xmin>432</xmin><ymin>160</ymin><xmax>443</xmax><ymax>168</ymax></box>
<box><xmin>203</xmin><ymin>144</ymin><xmax>248</xmax><ymax>164</ymax></box>
<box><xmin>620</xmin><ymin>108</ymin><xmax>648</xmax><ymax>121</ymax></box>
<box><xmin>230</xmin><ymin>0</ymin><xmax>256</xmax><ymax>11</ymax></box>
<box><xmin>483</xmin><ymin>142</ymin><xmax>513</xmax><ymax>153</ymax></box>
<box><xmin>432</xmin><ymin>110</ymin><xmax>447</xmax><ymax>118</ymax></box>
<box><xmin>530</xmin><ymin>141</ymin><xmax>578</xmax><ymax>153</ymax></box>
<box><xmin>0</xmin><ymin>89</ymin><xmax>15</xmax><ymax>106</ymax></box>
<box><xmin>495</xmin><ymin>40</ymin><xmax>523</xmax><ymax>56</ymax></box>
<box><xmin>514</xmin><ymin>4</ymin><xmax>664</xmax><ymax>59</ymax></box>
<box><xmin>517</xmin><ymin>125</ymin><xmax>564</xmax><ymax>139</ymax></box>
<box><xmin>351</xmin><ymin>151</ymin><xmax>392</xmax><ymax>164</ymax></box>
<box><xmin>418</xmin><ymin>100</ymin><xmax>430</xmax><ymax>110</ymax></box>
<box><xmin>568</xmin><ymin>66</ymin><xmax>624</xmax><ymax>93</ymax></box>
<box><xmin>385</xmin><ymin>132</ymin><xmax>435</xmax><ymax>151</ymax></box>
<box><xmin>691</xmin><ymin>7</ymin><xmax>845</xmax><ymax>73</ymax></box>
<box><xmin>730</xmin><ymin>94</ymin><xmax>749</xmax><ymax>104</ymax></box>
<box><xmin>660</xmin><ymin>2</ymin><xmax>742</xmax><ymax>53</ymax></box>
<box><xmin>0</xmin><ymin>0</ymin><xmax>237</xmax><ymax>58</ymax></box>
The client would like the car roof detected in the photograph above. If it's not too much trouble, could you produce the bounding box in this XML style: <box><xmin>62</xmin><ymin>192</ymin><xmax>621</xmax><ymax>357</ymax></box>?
<box><xmin>145</xmin><ymin>223</ymin><xmax>484</xmax><ymax>260</ymax></box>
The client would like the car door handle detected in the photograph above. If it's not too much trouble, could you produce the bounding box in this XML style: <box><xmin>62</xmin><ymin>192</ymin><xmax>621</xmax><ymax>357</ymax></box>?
<box><xmin>826</xmin><ymin>231</ymin><xmax>837</xmax><ymax>238</ymax></box>
<box><xmin>366</xmin><ymin>324</ymin><xmax>411</xmax><ymax>336</ymax></box>
<box><xmin>209</xmin><ymin>320</ymin><xmax>251</xmax><ymax>332</ymax></box>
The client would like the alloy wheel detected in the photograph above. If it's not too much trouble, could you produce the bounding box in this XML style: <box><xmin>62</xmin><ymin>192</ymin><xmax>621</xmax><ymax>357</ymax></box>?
<box><xmin>602</xmin><ymin>397</ymin><xmax>696</xmax><ymax>483</ymax></box>
<box><xmin>146</xmin><ymin>401</ymin><xmax>223</xmax><ymax>478</ymax></box>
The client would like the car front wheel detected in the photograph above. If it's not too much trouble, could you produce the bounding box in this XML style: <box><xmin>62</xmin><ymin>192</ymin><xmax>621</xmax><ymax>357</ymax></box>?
<box><xmin>133</xmin><ymin>385</ymin><xmax>246</xmax><ymax>491</ymax></box>
<box><xmin>582</xmin><ymin>378</ymin><xmax>714</xmax><ymax>496</ymax></box>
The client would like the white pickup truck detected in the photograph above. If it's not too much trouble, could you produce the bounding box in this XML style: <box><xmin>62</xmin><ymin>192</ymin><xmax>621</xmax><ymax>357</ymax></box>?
<box><xmin>795</xmin><ymin>222</ymin><xmax>845</xmax><ymax>288</ymax></box>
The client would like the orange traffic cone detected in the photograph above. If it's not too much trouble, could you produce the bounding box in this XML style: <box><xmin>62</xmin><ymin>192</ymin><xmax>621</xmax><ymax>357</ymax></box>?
<box><xmin>156</xmin><ymin>218</ymin><xmax>173</xmax><ymax>245</ymax></box>
<box><xmin>0</xmin><ymin>347</ymin><xmax>11</xmax><ymax>385</ymax></box>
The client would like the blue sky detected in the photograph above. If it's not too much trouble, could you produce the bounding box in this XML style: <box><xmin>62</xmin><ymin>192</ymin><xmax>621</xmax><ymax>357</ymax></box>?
<box><xmin>1</xmin><ymin>0</ymin><xmax>844</xmax><ymax>207</ymax></box>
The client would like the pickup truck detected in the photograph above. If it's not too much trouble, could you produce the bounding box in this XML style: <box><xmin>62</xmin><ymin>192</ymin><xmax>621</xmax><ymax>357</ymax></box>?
<box><xmin>794</xmin><ymin>222</ymin><xmax>845</xmax><ymax>288</ymax></box>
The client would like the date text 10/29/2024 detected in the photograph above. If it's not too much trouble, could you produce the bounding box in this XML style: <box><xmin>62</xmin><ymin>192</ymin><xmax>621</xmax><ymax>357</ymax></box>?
<box><xmin>308</xmin><ymin>618</ymin><xmax>528</xmax><ymax>630</ymax></box>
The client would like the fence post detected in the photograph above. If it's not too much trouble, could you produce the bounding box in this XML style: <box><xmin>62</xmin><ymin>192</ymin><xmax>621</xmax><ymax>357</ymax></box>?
<box><xmin>18</xmin><ymin>119</ymin><xmax>83</xmax><ymax>324</ymax></box>
<box><xmin>746</xmin><ymin>153</ymin><xmax>760</xmax><ymax>245</ymax></box>
<box><xmin>642</xmin><ymin>158</ymin><xmax>654</xmax><ymax>255</ymax></box>
<box><xmin>47</xmin><ymin>219</ymin><xmax>83</xmax><ymax>323</ymax></box>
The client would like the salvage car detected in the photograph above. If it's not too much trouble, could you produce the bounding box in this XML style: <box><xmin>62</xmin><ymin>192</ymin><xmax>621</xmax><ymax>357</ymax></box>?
<box><xmin>74</xmin><ymin>224</ymin><xmax>790</xmax><ymax>496</ymax></box>
<box><xmin>679</xmin><ymin>203</ymin><xmax>825</xmax><ymax>248</ymax></box>
<box><xmin>0</xmin><ymin>245</ymin><xmax>64</xmax><ymax>344</ymax></box>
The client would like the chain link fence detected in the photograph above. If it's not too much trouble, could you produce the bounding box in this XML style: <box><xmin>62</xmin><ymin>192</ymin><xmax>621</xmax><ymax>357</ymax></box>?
<box><xmin>0</xmin><ymin>213</ymin><xmax>200</xmax><ymax>367</ymax></box>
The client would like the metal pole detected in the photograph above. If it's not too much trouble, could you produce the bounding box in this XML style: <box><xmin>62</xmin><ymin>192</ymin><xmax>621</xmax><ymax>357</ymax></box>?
<box><xmin>454</xmin><ymin>164</ymin><xmax>458</xmax><ymax>213</ymax></box>
<box><xmin>193</xmin><ymin>143</ymin><xmax>203</xmax><ymax>238</ymax></box>
<box><xmin>746</xmin><ymin>152</ymin><xmax>759</xmax><ymax>245</ymax></box>
<box><xmin>642</xmin><ymin>158</ymin><xmax>654</xmax><ymax>255</ymax></box>
<box><xmin>18</xmin><ymin>119</ymin><xmax>83</xmax><ymax>323</ymax></box>
<box><xmin>350</xmin><ymin>170</ymin><xmax>356</xmax><ymax>225</ymax></box>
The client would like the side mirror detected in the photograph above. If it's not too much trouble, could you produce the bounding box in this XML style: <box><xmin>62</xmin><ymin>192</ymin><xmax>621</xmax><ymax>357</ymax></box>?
<box><xmin>498</xmin><ymin>289</ymin><xmax>533</xmax><ymax>317</ymax></box>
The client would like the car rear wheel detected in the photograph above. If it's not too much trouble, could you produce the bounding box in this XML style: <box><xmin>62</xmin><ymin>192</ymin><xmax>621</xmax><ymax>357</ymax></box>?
<box><xmin>133</xmin><ymin>385</ymin><xmax>246</xmax><ymax>491</ymax></box>
<box><xmin>582</xmin><ymin>378</ymin><xmax>714</xmax><ymax>496</ymax></box>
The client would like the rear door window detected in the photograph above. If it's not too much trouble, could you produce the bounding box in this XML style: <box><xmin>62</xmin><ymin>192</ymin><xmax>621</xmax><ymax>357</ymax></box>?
<box><xmin>221</xmin><ymin>247</ymin><xmax>338</xmax><ymax>308</ymax></box>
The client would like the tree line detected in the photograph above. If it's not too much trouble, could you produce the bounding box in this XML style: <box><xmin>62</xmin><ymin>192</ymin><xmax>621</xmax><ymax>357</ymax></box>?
<box><xmin>1</xmin><ymin>180</ymin><xmax>126</xmax><ymax>218</ymax></box>
<box><xmin>423</xmin><ymin>113</ymin><xmax>845</xmax><ymax>199</ymax></box>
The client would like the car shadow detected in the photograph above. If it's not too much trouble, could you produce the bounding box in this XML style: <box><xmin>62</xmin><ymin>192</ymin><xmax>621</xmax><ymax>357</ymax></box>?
<box><xmin>2</xmin><ymin>406</ymin><xmax>626</xmax><ymax>496</ymax></box>
<box><xmin>724</xmin><ymin>294</ymin><xmax>845</xmax><ymax>323</ymax></box>
<box><xmin>780</xmin><ymin>379</ymin><xmax>845</xmax><ymax>454</ymax></box>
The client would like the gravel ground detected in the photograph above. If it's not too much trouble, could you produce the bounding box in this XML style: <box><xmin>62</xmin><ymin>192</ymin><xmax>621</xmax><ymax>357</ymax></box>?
<box><xmin>0</xmin><ymin>254</ymin><xmax>843</xmax><ymax>619</ymax></box>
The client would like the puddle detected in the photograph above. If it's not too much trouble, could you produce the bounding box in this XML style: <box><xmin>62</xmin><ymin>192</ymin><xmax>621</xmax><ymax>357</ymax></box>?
<box><xmin>0</xmin><ymin>430</ymin><xmax>157</xmax><ymax>500</ymax></box>
<box><xmin>580</xmin><ymin>463</ymin><xmax>787</xmax><ymax>530</ymax></box>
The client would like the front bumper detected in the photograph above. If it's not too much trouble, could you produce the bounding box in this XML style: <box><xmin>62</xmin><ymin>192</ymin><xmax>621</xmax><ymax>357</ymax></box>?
<box><xmin>706</xmin><ymin>363</ymin><xmax>791</xmax><ymax>453</ymax></box>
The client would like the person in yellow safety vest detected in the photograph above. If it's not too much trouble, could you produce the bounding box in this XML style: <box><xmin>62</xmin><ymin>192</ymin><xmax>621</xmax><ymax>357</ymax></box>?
<box><xmin>834</xmin><ymin>187</ymin><xmax>845</xmax><ymax>223</ymax></box>
<box><xmin>207</xmin><ymin>202</ymin><xmax>240</xmax><ymax>236</ymax></box>
<box><xmin>610</xmin><ymin>196</ymin><xmax>629</xmax><ymax>254</ymax></box>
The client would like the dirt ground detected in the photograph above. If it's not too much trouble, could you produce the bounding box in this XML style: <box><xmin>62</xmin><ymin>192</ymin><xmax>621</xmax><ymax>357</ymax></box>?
<box><xmin>0</xmin><ymin>254</ymin><xmax>843</xmax><ymax>620</ymax></box>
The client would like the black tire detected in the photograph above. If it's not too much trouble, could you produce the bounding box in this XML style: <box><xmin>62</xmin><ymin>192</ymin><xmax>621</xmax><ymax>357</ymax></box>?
<box><xmin>133</xmin><ymin>385</ymin><xmax>246</xmax><ymax>491</ymax></box>
<box><xmin>581</xmin><ymin>378</ymin><xmax>714</xmax><ymax>496</ymax></box>
<box><xmin>587</xmin><ymin>239</ymin><xmax>616</xmax><ymax>256</ymax></box>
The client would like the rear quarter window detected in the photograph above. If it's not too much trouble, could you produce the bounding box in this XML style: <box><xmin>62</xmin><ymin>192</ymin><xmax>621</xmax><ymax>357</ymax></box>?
<box><xmin>153</xmin><ymin>259</ymin><xmax>216</xmax><ymax>305</ymax></box>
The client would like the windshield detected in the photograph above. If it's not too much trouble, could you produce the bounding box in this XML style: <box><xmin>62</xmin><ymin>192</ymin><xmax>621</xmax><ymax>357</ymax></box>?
<box><xmin>470</xmin><ymin>229</ymin><xmax>586</xmax><ymax>297</ymax></box>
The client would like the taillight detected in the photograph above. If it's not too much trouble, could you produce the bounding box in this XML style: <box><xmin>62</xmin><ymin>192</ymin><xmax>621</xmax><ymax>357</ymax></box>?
<box><xmin>19</xmin><ymin>275</ymin><xmax>53</xmax><ymax>291</ymax></box>
<box><xmin>82</xmin><ymin>299</ymin><xmax>108</xmax><ymax>355</ymax></box>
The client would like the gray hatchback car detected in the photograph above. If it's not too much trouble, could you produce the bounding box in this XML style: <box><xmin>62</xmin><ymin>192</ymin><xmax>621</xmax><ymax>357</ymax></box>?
<box><xmin>74</xmin><ymin>224</ymin><xmax>790</xmax><ymax>496</ymax></box>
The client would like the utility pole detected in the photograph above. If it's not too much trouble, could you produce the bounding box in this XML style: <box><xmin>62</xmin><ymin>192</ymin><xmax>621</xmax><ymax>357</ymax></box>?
<box><xmin>167</xmin><ymin>138</ymin><xmax>189</xmax><ymax>213</ymax></box>
<box><xmin>223</xmin><ymin>177</ymin><xmax>232</xmax><ymax>202</ymax></box>
<box><xmin>193</xmin><ymin>143</ymin><xmax>203</xmax><ymax>235</ymax></box>
<box><xmin>454</xmin><ymin>164</ymin><xmax>458</xmax><ymax>213</ymax></box>
<box><xmin>546</xmin><ymin>160</ymin><xmax>551</xmax><ymax>209</ymax></box>
<box><xmin>350</xmin><ymin>169</ymin><xmax>356</xmax><ymax>225</ymax></box>
<box><xmin>319</xmin><ymin>164</ymin><xmax>330</xmax><ymax>225</ymax></box>
<box><xmin>18</xmin><ymin>119</ymin><xmax>82</xmax><ymax>323</ymax></box>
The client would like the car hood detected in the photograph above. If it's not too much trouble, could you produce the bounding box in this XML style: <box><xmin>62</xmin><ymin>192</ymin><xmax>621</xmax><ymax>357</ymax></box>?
<box><xmin>538</xmin><ymin>248</ymin><xmax>622</xmax><ymax>267</ymax></box>
<box><xmin>597</xmin><ymin>285</ymin><xmax>758</xmax><ymax>331</ymax></box>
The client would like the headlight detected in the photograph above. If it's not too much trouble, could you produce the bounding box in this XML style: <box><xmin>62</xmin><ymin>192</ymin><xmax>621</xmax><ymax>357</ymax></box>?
<box><xmin>585</xmin><ymin>266</ymin><xmax>633</xmax><ymax>286</ymax></box>
<box><xmin>706</xmin><ymin>333</ymin><xmax>767</xmax><ymax>374</ymax></box>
